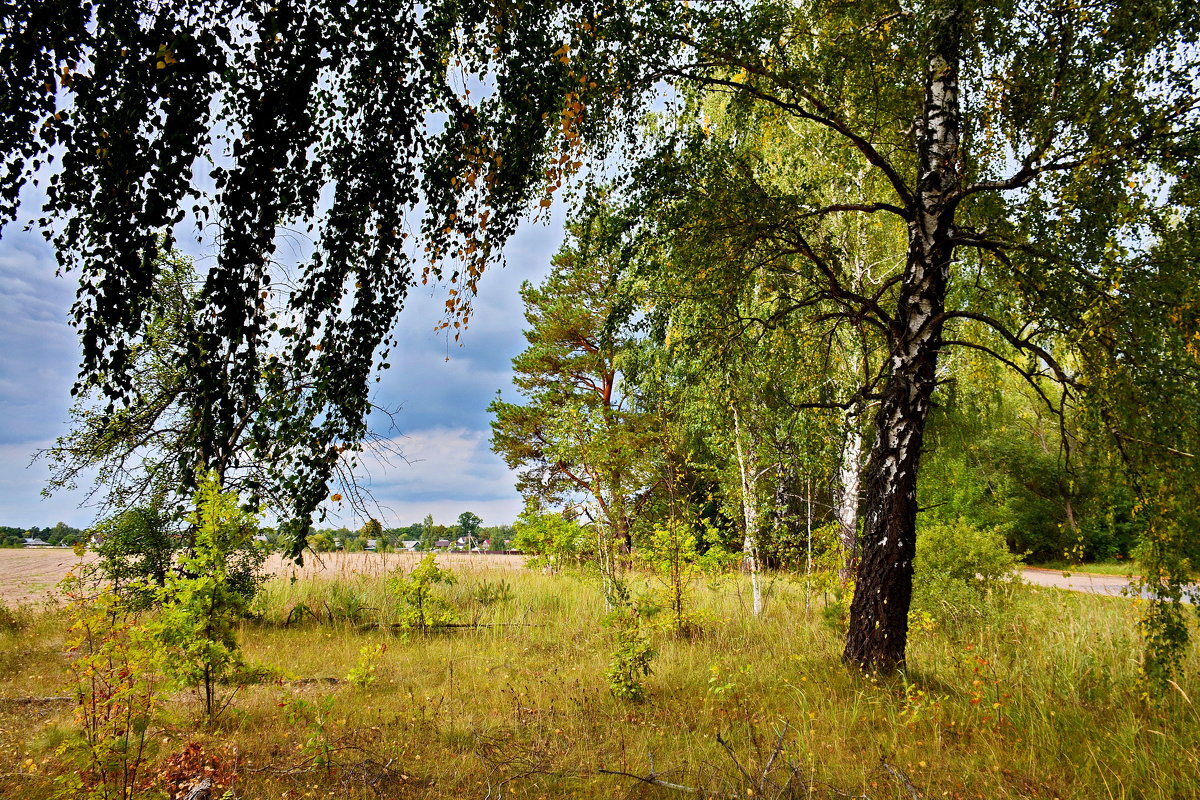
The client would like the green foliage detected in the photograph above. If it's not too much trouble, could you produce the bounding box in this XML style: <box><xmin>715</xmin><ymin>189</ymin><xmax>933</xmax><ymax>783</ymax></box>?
<box><xmin>327</xmin><ymin>583</ymin><xmax>371</xmax><ymax>625</ymax></box>
<box><xmin>921</xmin><ymin>364</ymin><xmax>1145</xmax><ymax>564</ymax></box>
<box><xmin>391</xmin><ymin>552</ymin><xmax>457</xmax><ymax>632</ymax></box>
<box><xmin>360</xmin><ymin>518</ymin><xmax>383</xmax><ymax>542</ymax></box>
<box><xmin>511</xmin><ymin>508</ymin><xmax>592</xmax><ymax>571</ymax></box>
<box><xmin>603</xmin><ymin>583</ymin><xmax>655</xmax><ymax>703</ymax></box>
<box><xmin>309</xmin><ymin>532</ymin><xmax>336</xmax><ymax>553</ymax></box>
<box><xmin>150</xmin><ymin>474</ymin><xmax>263</xmax><ymax>720</ymax></box>
<box><xmin>347</xmin><ymin>642</ymin><xmax>387</xmax><ymax>691</ymax></box>
<box><xmin>90</xmin><ymin>505</ymin><xmax>178</xmax><ymax>609</ymax></box>
<box><xmin>56</xmin><ymin>569</ymin><xmax>161</xmax><ymax>800</ymax></box>
<box><xmin>636</xmin><ymin>519</ymin><xmax>734</xmax><ymax>634</ymax></box>
<box><xmin>472</xmin><ymin>579</ymin><xmax>514</xmax><ymax>607</ymax></box>
<box><xmin>1132</xmin><ymin>491</ymin><xmax>1200</xmax><ymax>698</ymax></box>
<box><xmin>911</xmin><ymin>519</ymin><xmax>1022</xmax><ymax>627</ymax></box>
<box><xmin>281</xmin><ymin>692</ymin><xmax>338</xmax><ymax>775</ymax></box>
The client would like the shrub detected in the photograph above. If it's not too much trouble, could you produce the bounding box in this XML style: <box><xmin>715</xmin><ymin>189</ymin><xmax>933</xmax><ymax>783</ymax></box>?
<box><xmin>91</xmin><ymin>499</ymin><xmax>268</xmax><ymax>611</ymax></box>
<box><xmin>56</xmin><ymin>570</ymin><xmax>162</xmax><ymax>800</ymax></box>
<box><xmin>911</xmin><ymin>518</ymin><xmax>1022</xmax><ymax>626</ymax></box>
<box><xmin>391</xmin><ymin>552</ymin><xmax>456</xmax><ymax>631</ymax></box>
<box><xmin>636</xmin><ymin>520</ymin><xmax>733</xmax><ymax>634</ymax></box>
<box><xmin>603</xmin><ymin>581</ymin><xmax>655</xmax><ymax>702</ymax></box>
<box><xmin>511</xmin><ymin>508</ymin><xmax>591</xmax><ymax>570</ymax></box>
<box><xmin>150</xmin><ymin>474</ymin><xmax>263</xmax><ymax>720</ymax></box>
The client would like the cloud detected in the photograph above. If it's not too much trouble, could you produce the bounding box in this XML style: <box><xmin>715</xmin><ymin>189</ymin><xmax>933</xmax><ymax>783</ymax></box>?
<box><xmin>0</xmin><ymin>231</ymin><xmax>79</xmax><ymax>445</ymax></box>
<box><xmin>327</xmin><ymin>426</ymin><xmax>522</xmax><ymax>528</ymax></box>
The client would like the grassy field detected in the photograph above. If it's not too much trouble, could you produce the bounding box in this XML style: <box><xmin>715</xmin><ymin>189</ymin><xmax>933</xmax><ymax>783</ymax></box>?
<box><xmin>1</xmin><ymin>555</ymin><xmax>1198</xmax><ymax>799</ymax></box>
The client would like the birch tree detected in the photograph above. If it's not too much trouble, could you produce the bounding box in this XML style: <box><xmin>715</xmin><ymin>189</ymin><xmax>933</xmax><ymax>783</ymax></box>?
<box><xmin>621</xmin><ymin>0</ymin><xmax>1200</xmax><ymax>671</ymax></box>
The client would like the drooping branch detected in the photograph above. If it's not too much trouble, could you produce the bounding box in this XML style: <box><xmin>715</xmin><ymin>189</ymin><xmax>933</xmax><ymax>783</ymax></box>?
<box><xmin>937</xmin><ymin>310</ymin><xmax>1079</xmax><ymax>389</ymax></box>
<box><xmin>939</xmin><ymin>339</ymin><xmax>1061</xmax><ymax>414</ymax></box>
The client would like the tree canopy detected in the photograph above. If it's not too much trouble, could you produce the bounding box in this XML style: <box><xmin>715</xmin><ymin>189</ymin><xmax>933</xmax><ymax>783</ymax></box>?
<box><xmin>2</xmin><ymin>0</ymin><xmax>666</xmax><ymax>553</ymax></box>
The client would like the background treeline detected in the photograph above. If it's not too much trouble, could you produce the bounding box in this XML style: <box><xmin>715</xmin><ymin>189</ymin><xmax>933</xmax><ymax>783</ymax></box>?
<box><xmin>0</xmin><ymin>518</ymin><xmax>514</xmax><ymax>553</ymax></box>
<box><xmin>0</xmin><ymin>522</ymin><xmax>85</xmax><ymax>548</ymax></box>
<box><xmin>304</xmin><ymin>516</ymin><xmax>515</xmax><ymax>553</ymax></box>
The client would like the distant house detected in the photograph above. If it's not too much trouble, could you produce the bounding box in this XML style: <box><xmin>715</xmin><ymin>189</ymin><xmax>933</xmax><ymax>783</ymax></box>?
<box><xmin>401</xmin><ymin>540</ymin><xmax>419</xmax><ymax>551</ymax></box>
<box><xmin>333</xmin><ymin>537</ymin><xmax>344</xmax><ymax>551</ymax></box>
<box><xmin>22</xmin><ymin>537</ymin><xmax>51</xmax><ymax>547</ymax></box>
<box><xmin>365</xmin><ymin>539</ymin><xmax>378</xmax><ymax>551</ymax></box>
<box><xmin>434</xmin><ymin>539</ymin><xmax>452</xmax><ymax>550</ymax></box>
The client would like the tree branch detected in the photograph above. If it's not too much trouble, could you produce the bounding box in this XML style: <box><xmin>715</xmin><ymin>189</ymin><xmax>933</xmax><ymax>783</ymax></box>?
<box><xmin>938</xmin><ymin>310</ymin><xmax>1078</xmax><ymax>389</ymax></box>
<box><xmin>939</xmin><ymin>339</ymin><xmax>1059</xmax><ymax>414</ymax></box>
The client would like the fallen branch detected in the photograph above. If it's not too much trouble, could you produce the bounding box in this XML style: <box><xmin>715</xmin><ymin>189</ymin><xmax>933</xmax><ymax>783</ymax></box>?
<box><xmin>597</xmin><ymin>767</ymin><xmax>705</xmax><ymax>795</ymax></box>
<box><xmin>879</xmin><ymin>760</ymin><xmax>922</xmax><ymax>800</ymax></box>
<box><xmin>357</xmin><ymin>622</ymin><xmax>542</xmax><ymax>632</ymax></box>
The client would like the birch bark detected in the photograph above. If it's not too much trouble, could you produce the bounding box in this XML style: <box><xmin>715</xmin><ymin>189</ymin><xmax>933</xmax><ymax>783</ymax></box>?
<box><xmin>843</xmin><ymin>3</ymin><xmax>963</xmax><ymax>670</ymax></box>
<box><xmin>732</xmin><ymin>405</ymin><xmax>764</xmax><ymax>616</ymax></box>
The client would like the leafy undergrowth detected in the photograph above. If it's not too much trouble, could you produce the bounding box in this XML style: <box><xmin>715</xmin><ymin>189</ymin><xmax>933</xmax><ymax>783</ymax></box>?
<box><xmin>1</xmin><ymin>565</ymin><xmax>1198</xmax><ymax>799</ymax></box>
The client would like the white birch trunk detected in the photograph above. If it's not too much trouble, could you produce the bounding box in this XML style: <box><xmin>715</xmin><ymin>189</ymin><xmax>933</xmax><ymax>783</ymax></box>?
<box><xmin>834</xmin><ymin>408</ymin><xmax>864</xmax><ymax>584</ymax></box>
<box><xmin>732</xmin><ymin>405</ymin><xmax>763</xmax><ymax>616</ymax></box>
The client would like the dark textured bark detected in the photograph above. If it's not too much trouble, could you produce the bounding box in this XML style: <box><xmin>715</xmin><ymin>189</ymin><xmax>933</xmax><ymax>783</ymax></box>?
<box><xmin>843</xmin><ymin>4</ymin><xmax>962</xmax><ymax>671</ymax></box>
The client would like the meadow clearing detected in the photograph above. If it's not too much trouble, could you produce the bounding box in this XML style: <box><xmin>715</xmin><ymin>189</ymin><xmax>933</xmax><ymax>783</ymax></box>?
<box><xmin>0</xmin><ymin>551</ymin><xmax>1197</xmax><ymax>800</ymax></box>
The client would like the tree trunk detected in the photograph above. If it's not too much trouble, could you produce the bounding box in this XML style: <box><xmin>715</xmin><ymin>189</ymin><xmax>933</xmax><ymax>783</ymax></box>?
<box><xmin>732</xmin><ymin>405</ymin><xmax>764</xmax><ymax>616</ymax></box>
<box><xmin>834</xmin><ymin>406</ymin><xmax>864</xmax><ymax>585</ymax></box>
<box><xmin>843</xmin><ymin>4</ymin><xmax>962</xmax><ymax>671</ymax></box>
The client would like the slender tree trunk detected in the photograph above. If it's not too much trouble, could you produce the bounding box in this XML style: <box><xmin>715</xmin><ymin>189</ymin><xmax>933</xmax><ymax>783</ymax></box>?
<box><xmin>834</xmin><ymin>406</ymin><xmax>864</xmax><ymax>585</ymax></box>
<box><xmin>843</xmin><ymin>4</ymin><xmax>962</xmax><ymax>671</ymax></box>
<box><xmin>805</xmin><ymin>476</ymin><xmax>813</xmax><ymax>616</ymax></box>
<box><xmin>732</xmin><ymin>405</ymin><xmax>763</xmax><ymax>616</ymax></box>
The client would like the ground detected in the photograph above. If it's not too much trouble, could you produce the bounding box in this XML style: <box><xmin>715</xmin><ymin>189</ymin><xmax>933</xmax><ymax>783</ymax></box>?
<box><xmin>1</xmin><ymin>550</ymin><xmax>1196</xmax><ymax>799</ymax></box>
<box><xmin>0</xmin><ymin>548</ymin><xmax>1139</xmax><ymax>606</ymax></box>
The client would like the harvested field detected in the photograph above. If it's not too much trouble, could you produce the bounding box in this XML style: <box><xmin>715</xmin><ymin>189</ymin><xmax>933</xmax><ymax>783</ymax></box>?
<box><xmin>0</xmin><ymin>548</ymin><xmax>94</xmax><ymax>606</ymax></box>
<box><xmin>0</xmin><ymin>547</ymin><xmax>524</xmax><ymax>607</ymax></box>
<box><xmin>263</xmin><ymin>550</ymin><xmax>526</xmax><ymax>582</ymax></box>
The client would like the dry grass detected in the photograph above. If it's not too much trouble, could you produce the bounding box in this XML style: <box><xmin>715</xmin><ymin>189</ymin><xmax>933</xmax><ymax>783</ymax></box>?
<box><xmin>1</xmin><ymin>557</ymin><xmax>1198</xmax><ymax>799</ymax></box>
<box><xmin>0</xmin><ymin>549</ymin><xmax>98</xmax><ymax>605</ymax></box>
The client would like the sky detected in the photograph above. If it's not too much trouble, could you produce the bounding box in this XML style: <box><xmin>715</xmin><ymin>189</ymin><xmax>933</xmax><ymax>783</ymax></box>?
<box><xmin>0</xmin><ymin>204</ymin><xmax>566</xmax><ymax>532</ymax></box>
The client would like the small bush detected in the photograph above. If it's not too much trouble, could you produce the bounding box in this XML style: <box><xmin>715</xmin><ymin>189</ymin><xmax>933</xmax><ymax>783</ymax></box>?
<box><xmin>511</xmin><ymin>508</ymin><xmax>592</xmax><ymax>571</ymax></box>
<box><xmin>911</xmin><ymin>518</ymin><xmax>1021</xmax><ymax>626</ymax></box>
<box><xmin>603</xmin><ymin>582</ymin><xmax>655</xmax><ymax>702</ymax></box>
<box><xmin>0</xmin><ymin>602</ymin><xmax>29</xmax><ymax>633</ymax></box>
<box><xmin>391</xmin><ymin>552</ymin><xmax>456</xmax><ymax>631</ymax></box>
<box><xmin>472</xmin><ymin>578</ymin><xmax>514</xmax><ymax>607</ymax></box>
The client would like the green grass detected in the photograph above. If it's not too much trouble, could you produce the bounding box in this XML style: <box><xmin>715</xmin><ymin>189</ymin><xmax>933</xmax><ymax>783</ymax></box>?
<box><xmin>2</xmin><ymin>562</ymin><xmax>1198</xmax><ymax>799</ymax></box>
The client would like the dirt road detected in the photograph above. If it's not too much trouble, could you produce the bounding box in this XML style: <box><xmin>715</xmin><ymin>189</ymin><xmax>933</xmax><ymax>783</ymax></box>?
<box><xmin>1020</xmin><ymin>567</ymin><xmax>1135</xmax><ymax>597</ymax></box>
